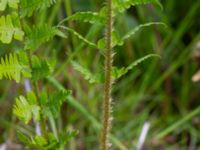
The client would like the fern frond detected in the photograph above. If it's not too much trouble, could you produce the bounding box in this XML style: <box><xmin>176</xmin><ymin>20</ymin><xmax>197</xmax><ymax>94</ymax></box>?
<box><xmin>113</xmin><ymin>0</ymin><xmax>162</xmax><ymax>13</ymax></box>
<box><xmin>0</xmin><ymin>53</ymin><xmax>22</xmax><ymax>82</ymax></box>
<box><xmin>126</xmin><ymin>54</ymin><xmax>160</xmax><ymax>71</ymax></box>
<box><xmin>98</xmin><ymin>22</ymin><xmax>166</xmax><ymax>49</ymax></box>
<box><xmin>31</xmin><ymin>55</ymin><xmax>55</xmax><ymax>81</ymax></box>
<box><xmin>0</xmin><ymin>12</ymin><xmax>24</xmax><ymax>43</ymax></box>
<box><xmin>71</xmin><ymin>61</ymin><xmax>102</xmax><ymax>84</ymax></box>
<box><xmin>112</xmin><ymin>54</ymin><xmax>160</xmax><ymax>80</ymax></box>
<box><xmin>20</xmin><ymin>0</ymin><xmax>56</xmax><ymax>17</ymax></box>
<box><xmin>58</xmin><ymin>25</ymin><xmax>98</xmax><ymax>48</ymax></box>
<box><xmin>0</xmin><ymin>0</ymin><xmax>19</xmax><ymax>11</ymax></box>
<box><xmin>120</xmin><ymin>22</ymin><xmax>166</xmax><ymax>45</ymax></box>
<box><xmin>24</xmin><ymin>24</ymin><xmax>63</xmax><ymax>50</ymax></box>
<box><xmin>13</xmin><ymin>93</ymin><xmax>40</xmax><ymax>124</ymax></box>
<box><xmin>42</xmin><ymin>90</ymin><xmax>71</xmax><ymax>118</ymax></box>
<box><xmin>59</xmin><ymin>11</ymin><xmax>104</xmax><ymax>25</ymax></box>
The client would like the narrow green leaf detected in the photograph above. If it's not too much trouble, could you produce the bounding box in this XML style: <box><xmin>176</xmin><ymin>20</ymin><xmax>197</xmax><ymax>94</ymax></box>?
<box><xmin>58</xmin><ymin>25</ymin><xmax>98</xmax><ymax>48</ymax></box>
<box><xmin>71</xmin><ymin>61</ymin><xmax>102</xmax><ymax>84</ymax></box>
<box><xmin>126</xmin><ymin>54</ymin><xmax>160</xmax><ymax>71</ymax></box>
<box><xmin>59</xmin><ymin>11</ymin><xmax>104</xmax><ymax>25</ymax></box>
<box><xmin>113</xmin><ymin>0</ymin><xmax>163</xmax><ymax>13</ymax></box>
<box><xmin>121</xmin><ymin>22</ymin><xmax>166</xmax><ymax>43</ymax></box>
<box><xmin>112</xmin><ymin>54</ymin><xmax>160</xmax><ymax>80</ymax></box>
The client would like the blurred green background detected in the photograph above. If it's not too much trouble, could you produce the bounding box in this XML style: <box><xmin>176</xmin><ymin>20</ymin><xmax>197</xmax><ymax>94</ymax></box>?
<box><xmin>0</xmin><ymin>0</ymin><xmax>200</xmax><ymax>149</ymax></box>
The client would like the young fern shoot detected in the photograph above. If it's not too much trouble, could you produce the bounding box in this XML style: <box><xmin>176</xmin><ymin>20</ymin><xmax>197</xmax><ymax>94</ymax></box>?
<box><xmin>100</xmin><ymin>0</ymin><xmax>113</xmax><ymax>149</ymax></box>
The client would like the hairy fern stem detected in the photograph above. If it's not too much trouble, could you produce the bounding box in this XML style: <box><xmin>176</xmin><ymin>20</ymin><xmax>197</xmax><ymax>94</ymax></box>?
<box><xmin>100</xmin><ymin>0</ymin><xmax>113</xmax><ymax>149</ymax></box>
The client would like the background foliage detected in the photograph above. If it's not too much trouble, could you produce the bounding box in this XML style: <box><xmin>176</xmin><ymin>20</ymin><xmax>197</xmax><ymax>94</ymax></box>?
<box><xmin>0</xmin><ymin>0</ymin><xmax>200</xmax><ymax>149</ymax></box>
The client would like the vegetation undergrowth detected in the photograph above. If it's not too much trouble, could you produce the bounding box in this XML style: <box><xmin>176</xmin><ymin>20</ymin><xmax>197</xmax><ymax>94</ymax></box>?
<box><xmin>0</xmin><ymin>0</ymin><xmax>200</xmax><ymax>149</ymax></box>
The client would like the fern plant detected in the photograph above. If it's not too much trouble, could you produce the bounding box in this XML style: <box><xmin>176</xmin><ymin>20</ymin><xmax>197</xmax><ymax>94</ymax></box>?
<box><xmin>57</xmin><ymin>0</ymin><xmax>163</xmax><ymax>149</ymax></box>
<box><xmin>0</xmin><ymin>0</ymin><xmax>164</xmax><ymax>149</ymax></box>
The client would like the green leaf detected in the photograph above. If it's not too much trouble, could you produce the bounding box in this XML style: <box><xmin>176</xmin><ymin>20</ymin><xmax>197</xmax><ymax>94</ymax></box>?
<box><xmin>20</xmin><ymin>0</ymin><xmax>56</xmax><ymax>17</ymax></box>
<box><xmin>31</xmin><ymin>136</ymin><xmax>48</xmax><ymax>147</ymax></box>
<box><xmin>0</xmin><ymin>13</ymin><xmax>24</xmax><ymax>43</ymax></box>
<box><xmin>126</xmin><ymin>54</ymin><xmax>160</xmax><ymax>70</ymax></box>
<box><xmin>0</xmin><ymin>53</ymin><xmax>30</xmax><ymax>82</ymax></box>
<box><xmin>98</xmin><ymin>22</ymin><xmax>166</xmax><ymax>49</ymax></box>
<box><xmin>58</xmin><ymin>129</ymin><xmax>78</xmax><ymax>147</ymax></box>
<box><xmin>13</xmin><ymin>94</ymin><xmax>40</xmax><ymax>124</ymax></box>
<box><xmin>60</xmin><ymin>11</ymin><xmax>104</xmax><ymax>24</ymax></box>
<box><xmin>112</xmin><ymin>66</ymin><xmax>127</xmax><ymax>80</ymax></box>
<box><xmin>27</xmin><ymin>91</ymin><xmax>37</xmax><ymax>104</ymax></box>
<box><xmin>112</xmin><ymin>54</ymin><xmax>160</xmax><ymax>80</ymax></box>
<box><xmin>71</xmin><ymin>61</ymin><xmax>102</xmax><ymax>84</ymax></box>
<box><xmin>31</xmin><ymin>55</ymin><xmax>55</xmax><ymax>81</ymax></box>
<box><xmin>42</xmin><ymin>90</ymin><xmax>71</xmax><ymax>118</ymax></box>
<box><xmin>17</xmin><ymin>131</ymin><xmax>31</xmax><ymax>146</ymax></box>
<box><xmin>24</xmin><ymin>24</ymin><xmax>62</xmax><ymax>50</ymax></box>
<box><xmin>59</xmin><ymin>7</ymin><xmax>107</xmax><ymax>25</ymax></box>
<box><xmin>73</xmin><ymin>54</ymin><xmax>158</xmax><ymax>82</ymax></box>
<box><xmin>121</xmin><ymin>22</ymin><xmax>166</xmax><ymax>44</ymax></box>
<box><xmin>18</xmin><ymin>130</ymin><xmax>77</xmax><ymax>150</ymax></box>
<box><xmin>8</xmin><ymin>0</ymin><xmax>19</xmax><ymax>8</ymax></box>
<box><xmin>58</xmin><ymin>25</ymin><xmax>98</xmax><ymax>48</ymax></box>
<box><xmin>0</xmin><ymin>0</ymin><xmax>19</xmax><ymax>11</ymax></box>
<box><xmin>17</xmin><ymin>52</ymin><xmax>32</xmax><ymax>78</ymax></box>
<box><xmin>113</xmin><ymin>0</ymin><xmax>163</xmax><ymax>13</ymax></box>
<box><xmin>0</xmin><ymin>0</ymin><xmax>7</xmax><ymax>10</ymax></box>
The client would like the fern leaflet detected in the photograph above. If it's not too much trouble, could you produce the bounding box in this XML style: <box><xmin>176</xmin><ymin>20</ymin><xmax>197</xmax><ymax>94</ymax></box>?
<box><xmin>42</xmin><ymin>90</ymin><xmax>71</xmax><ymax>118</ymax></box>
<box><xmin>13</xmin><ymin>93</ymin><xmax>40</xmax><ymax>124</ymax></box>
<box><xmin>112</xmin><ymin>54</ymin><xmax>160</xmax><ymax>80</ymax></box>
<box><xmin>0</xmin><ymin>13</ymin><xmax>24</xmax><ymax>43</ymax></box>
<box><xmin>113</xmin><ymin>0</ymin><xmax>162</xmax><ymax>13</ymax></box>
<box><xmin>31</xmin><ymin>55</ymin><xmax>55</xmax><ymax>81</ymax></box>
<box><xmin>0</xmin><ymin>53</ymin><xmax>23</xmax><ymax>82</ymax></box>
<box><xmin>24</xmin><ymin>24</ymin><xmax>64</xmax><ymax>50</ymax></box>
<box><xmin>20</xmin><ymin>0</ymin><xmax>56</xmax><ymax>17</ymax></box>
<box><xmin>59</xmin><ymin>11</ymin><xmax>104</xmax><ymax>25</ymax></box>
<box><xmin>71</xmin><ymin>61</ymin><xmax>102</xmax><ymax>83</ymax></box>
<box><xmin>98</xmin><ymin>22</ymin><xmax>166</xmax><ymax>49</ymax></box>
<box><xmin>0</xmin><ymin>0</ymin><xmax>19</xmax><ymax>11</ymax></box>
<box><xmin>120</xmin><ymin>22</ymin><xmax>166</xmax><ymax>45</ymax></box>
<box><xmin>58</xmin><ymin>25</ymin><xmax>98</xmax><ymax>48</ymax></box>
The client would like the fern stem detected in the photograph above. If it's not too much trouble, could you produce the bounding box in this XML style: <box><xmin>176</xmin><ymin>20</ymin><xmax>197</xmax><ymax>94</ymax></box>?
<box><xmin>100</xmin><ymin>0</ymin><xmax>113</xmax><ymax>149</ymax></box>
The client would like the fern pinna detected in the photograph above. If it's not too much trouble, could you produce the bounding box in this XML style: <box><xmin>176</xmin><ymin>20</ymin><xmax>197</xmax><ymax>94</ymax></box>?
<box><xmin>0</xmin><ymin>0</ymin><xmax>164</xmax><ymax>149</ymax></box>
